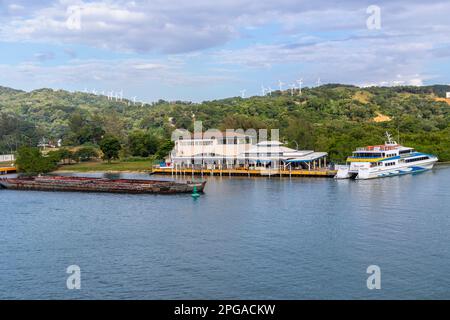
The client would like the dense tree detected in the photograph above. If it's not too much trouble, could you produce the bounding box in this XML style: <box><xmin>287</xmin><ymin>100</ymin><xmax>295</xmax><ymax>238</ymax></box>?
<box><xmin>15</xmin><ymin>146</ymin><xmax>57</xmax><ymax>174</ymax></box>
<box><xmin>74</xmin><ymin>147</ymin><xmax>99</xmax><ymax>162</ymax></box>
<box><xmin>155</xmin><ymin>140</ymin><xmax>175</xmax><ymax>160</ymax></box>
<box><xmin>47</xmin><ymin>148</ymin><xmax>74</xmax><ymax>164</ymax></box>
<box><xmin>128</xmin><ymin>131</ymin><xmax>160</xmax><ymax>157</ymax></box>
<box><xmin>99</xmin><ymin>136</ymin><xmax>122</xmax><ymax>163</ymax></box>
<box><xmin>2</xmin><ymin>84</ymin><xmax>450</xmax><ymax>162</ymax></box>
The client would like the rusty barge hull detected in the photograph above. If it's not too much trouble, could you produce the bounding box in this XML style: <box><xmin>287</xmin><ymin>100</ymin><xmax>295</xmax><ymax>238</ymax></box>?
<box><xmin>0</xmin><ymin>176</ymin><xmax>206</xmax><ymax>194</ymax></box>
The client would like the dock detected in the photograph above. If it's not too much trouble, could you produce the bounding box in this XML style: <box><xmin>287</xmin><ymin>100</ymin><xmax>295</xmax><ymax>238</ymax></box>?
<box><xmin>152</xmin><ymin>167</ymin><xmax>337</xmax><ymax>178</ymax></box>
<box><xmin>0</xmin><ymin>167</ymin><xmax>16</xmax><ymax>174</ymax></box>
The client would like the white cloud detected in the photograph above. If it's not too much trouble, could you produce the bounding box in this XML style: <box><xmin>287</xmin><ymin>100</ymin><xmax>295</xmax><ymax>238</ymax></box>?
<box><xmin>0</xmin><ymin>0</ymin><xmax>450</xmax><ymax>97</ymax></box>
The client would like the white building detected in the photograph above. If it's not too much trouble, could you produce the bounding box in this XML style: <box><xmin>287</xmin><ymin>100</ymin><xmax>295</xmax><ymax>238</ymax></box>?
<box><xmin>446</xmin><ymin>92</ymin><xmax>450</xmax><ymax>99</ymax></box>
<box><xmin>170</xmin><ymin>132</ymin><xmax>254</xmax><ymax>168</ymax></box>
<box><xmin>168</xmin><ymin>133</ymin><xmax>328</xmax><ymax>170</ymax></box>
<box><xmin>242</xmin><ymin>141</ymin><xmax>328</xmax><ymax>170</ymax></box>
<box><xmin>0</xmin><ymin>154</ymin><xmax>15</xmax><ymax>162</ymax></box>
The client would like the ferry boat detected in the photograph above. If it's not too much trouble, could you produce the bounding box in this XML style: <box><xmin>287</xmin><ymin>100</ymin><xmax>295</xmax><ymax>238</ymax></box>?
<box><xmin>335</xmin><ymin>132</ymin><xmax>438</xmax><ymax>180</ymax></box>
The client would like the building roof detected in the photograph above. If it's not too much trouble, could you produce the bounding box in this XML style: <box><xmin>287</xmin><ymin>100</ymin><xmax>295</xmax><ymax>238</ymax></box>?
<box><xmin>285</xmin><ymin>152</ymin><xmax>328</xmax><ymax>162</ymax></box>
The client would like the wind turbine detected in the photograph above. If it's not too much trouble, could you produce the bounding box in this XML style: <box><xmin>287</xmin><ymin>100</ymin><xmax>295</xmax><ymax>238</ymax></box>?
<box><xmin>261</xmin><ymin>85</ymin><xmax>267</xmax><ymax>96</ymax></box>
<box><xmin>132</xmin><ymin>96</ymin><xmax>137</xmax><ymax>105</ymax></box>
<box><xmin>316</xmin><ymin>77</ymin><xmax>321</xmax><ymax>87</ymax></box>
<box><xmin>268</xmin><ymin>87</ymin><xmax>273</xmax><ymax>96</ymax></box>
<box><xmin>278</xmin><ymin>80</ymin><xmax>285</xmax><ymax>91</ymax></box>
<box><xmin>289</xmin><ymin>83</ymin><xmax>296</xmax><ymax>96</ymax></box>
<box><xmin>240</xmin><ymin>89</ymin><xmax>247</xmax><ymax>99</ymax></box>
<box><xmin>119</xmin><ymin>89</ymin><xmax>124</xmax><ymax>101</ymax></box>
<box><xmin>296</xmin><ymin>78</ymin><xmax>303</xmax><ymax>96</ymax></box>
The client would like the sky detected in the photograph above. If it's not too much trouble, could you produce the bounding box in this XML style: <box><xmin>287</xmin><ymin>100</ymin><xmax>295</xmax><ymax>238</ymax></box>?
<box><xmin>0</xmin><ymin>0</ymin><xmax>450</xmax><ymax>102</ymax></box>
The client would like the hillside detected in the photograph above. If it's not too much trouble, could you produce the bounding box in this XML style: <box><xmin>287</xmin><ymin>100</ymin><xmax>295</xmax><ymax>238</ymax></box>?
<box><xmin>1</xmin><ymin>84</ymin><xmax>450</xmax><ymax>162</ymax></box>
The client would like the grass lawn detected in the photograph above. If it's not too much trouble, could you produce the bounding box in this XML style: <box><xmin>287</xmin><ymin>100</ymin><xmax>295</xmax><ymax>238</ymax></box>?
<box><xmin>54</xmin><ymin>160</ymin><xmax>154</xmax><ymax>172</ymax></box>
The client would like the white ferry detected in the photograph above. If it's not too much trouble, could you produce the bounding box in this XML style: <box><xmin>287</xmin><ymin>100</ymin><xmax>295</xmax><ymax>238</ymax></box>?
<box><xmin>335</xmin><ymin>132</ymin><xmax>438</xmax><ymax>180</ymax></box>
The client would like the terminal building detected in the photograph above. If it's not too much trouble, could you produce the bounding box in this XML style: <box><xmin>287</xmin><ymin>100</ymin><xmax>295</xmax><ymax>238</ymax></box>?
<box><xmin>167</xmin><ymin>132</ymin><xmax>329</xmax><ymax>171</ymax></box>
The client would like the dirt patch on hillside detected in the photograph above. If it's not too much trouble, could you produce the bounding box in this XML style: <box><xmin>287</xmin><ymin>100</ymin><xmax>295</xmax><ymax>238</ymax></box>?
<box><xmin>373</xmin><ymin>112</ymin><xmax>392</xmax><ymax>123</ymax></box>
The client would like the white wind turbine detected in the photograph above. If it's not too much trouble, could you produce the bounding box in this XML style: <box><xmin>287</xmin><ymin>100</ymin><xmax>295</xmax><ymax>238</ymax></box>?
<box><xmin>278</xmin><ymin>80</ymin><xmax>285</xmax><ymax>91</ymax></box>
<box><xmin>296</xmin><ymin>78</ymin><xmax>303</xmax><ymax>96</ymax></box>
<box><xmin>268</xmin><ymin>87</ymin><xmax>273</xmax><ymax>96</ymax></box>
<box><xmin>132</xmin><ymin>96</ymin><xmax>137</xmax><ymax>105</ymax></box>
<box><xmin>289</xmin><ymin>83</ymin><xmax>296</xmax><ymax>96</ymax></box>
<box><xmin>240</xmin><ymin>89</ymin><xmax>247</xmax><ymax>98</ymax></box>
<box><xmin>261</xmin><ymin>85</ymin><xmax>267</xmax><ymax>96</ymax></box>
<box><xmin>317</xmin><ymin>77</ymin><xmax>321</xmax><ymax>87</ymax></box>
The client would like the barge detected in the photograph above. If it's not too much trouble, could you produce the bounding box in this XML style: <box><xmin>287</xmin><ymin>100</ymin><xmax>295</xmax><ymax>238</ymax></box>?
<box><xmin>0</xmin><ymin>176</ymin><xmax>206</xmax><ymax>194</ymax></box>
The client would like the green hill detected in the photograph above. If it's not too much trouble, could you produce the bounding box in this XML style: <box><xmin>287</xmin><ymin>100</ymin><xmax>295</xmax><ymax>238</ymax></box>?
<box><xmin>1</xmin><ymin>84</ymin><xmax>450</xmax><ymax>162</ymax></box>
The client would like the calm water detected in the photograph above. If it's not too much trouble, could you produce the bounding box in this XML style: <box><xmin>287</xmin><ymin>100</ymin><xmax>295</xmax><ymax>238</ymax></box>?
<box><xmin>1</xmin><ymin>166</ymin><xmax>450</xmax><ymax>299</ymax></box>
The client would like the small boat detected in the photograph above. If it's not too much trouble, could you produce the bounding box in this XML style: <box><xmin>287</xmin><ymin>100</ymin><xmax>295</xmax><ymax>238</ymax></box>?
<box><xmin>335</xmin><ymin>132</ymin><xmax>438</xmax><ymax>180</ymax></box>
<box><xmin>0</xmin><ymin>176</ymin><xmax>206</xmax><ymax>194</ymax></box>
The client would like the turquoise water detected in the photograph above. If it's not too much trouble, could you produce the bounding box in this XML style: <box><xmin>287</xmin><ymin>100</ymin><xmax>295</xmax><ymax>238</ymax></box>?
<box><xmin>1</xmin><ymin>167</ymin><xmax>449</xmax><ymax>299</ymax></box>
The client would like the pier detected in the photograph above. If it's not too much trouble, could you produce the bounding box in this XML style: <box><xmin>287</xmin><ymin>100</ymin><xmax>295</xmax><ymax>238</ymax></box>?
<box><xmin>152</xmin><ymin>167</ymin><xmax>336</xmax><ymax>178</ymax></box>
<box><xmin>0</xmin><ymin>167</ymin><xmax>16</xmax><ymax>174</ymax></box>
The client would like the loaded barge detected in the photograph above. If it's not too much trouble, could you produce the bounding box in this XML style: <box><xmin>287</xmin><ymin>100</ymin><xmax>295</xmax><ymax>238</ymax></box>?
<box><xmin>0</xmin><ymin>176</ymin><xmax>206</xmax><ymax>194</ymax></box>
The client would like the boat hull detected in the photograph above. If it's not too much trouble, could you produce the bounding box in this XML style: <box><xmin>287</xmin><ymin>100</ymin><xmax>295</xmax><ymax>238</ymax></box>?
<box><xmin>336</xmin><ymin>158</ymin><xmax>438</xmax><ymax>180</ymax></box>
<box><xmin>0</xmin><ymin>176</ymin><xmax>206</xmax><ymax>194</ymax></box>
<box><xmin>356</xmin><ymin>160</ymin><xmax>437</xmax><ymax>180</ymax></box>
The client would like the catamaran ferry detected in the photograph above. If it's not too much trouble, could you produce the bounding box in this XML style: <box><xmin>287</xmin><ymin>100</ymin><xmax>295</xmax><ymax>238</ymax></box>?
<box><xmin>335</xmin><ymin>132</ymin><xmax>438</xmax><ymax>180</ymax></box>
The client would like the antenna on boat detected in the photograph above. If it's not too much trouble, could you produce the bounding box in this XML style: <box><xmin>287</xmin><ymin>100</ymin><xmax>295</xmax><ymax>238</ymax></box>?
<box><xmin>385</xmin><ymin>131</ymin><xmax>397</xmax><ymax>145</ymax></box>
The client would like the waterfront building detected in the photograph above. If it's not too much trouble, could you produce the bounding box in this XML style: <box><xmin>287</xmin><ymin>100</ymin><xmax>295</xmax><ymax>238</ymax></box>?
<box><xmin>0</xmin><ymin>154</ymin><xmax>15</xmax><ymax>162</ymax></box>
<box><xmin>169</xmin><ymin>132</ymin><xmax>254</xmax><ymax>168</ymax></box>
<box><xmin>167</xmin><ymin>133</ymin><xmax>328</xmax><ymax>171</ymax></box>
<box><xmin>241</xmin><ymin>141</ymin><xmax>328</xmax><ymax>170</ymax></box>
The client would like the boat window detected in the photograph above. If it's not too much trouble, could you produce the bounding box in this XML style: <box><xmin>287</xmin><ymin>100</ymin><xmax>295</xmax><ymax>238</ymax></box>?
<box><xmin>352</xmin><ymin>152</ymin><xmax>383</xmax><ymax>158</ymax></box>
<box><xmin>405</xmin><ymin>156</ymin><xmax>429</xmax><ymax>163</ymax></box>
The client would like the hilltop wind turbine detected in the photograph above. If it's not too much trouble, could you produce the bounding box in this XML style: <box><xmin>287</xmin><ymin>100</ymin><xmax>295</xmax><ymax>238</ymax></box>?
<box><xmin>278</xmin><ymin>80</ymin><xmax>285</xmax><ymax>91</ymax></box>
<box><xmin>268</xmin><ymin>87</ymin><xmax>273</xmax><ymax>96</ymax></box>
<box><xmin>261</xmin><ymin>85</ymin><xmax>267</xmax><ymax>96</ymax></box>
<box><xmin>132</xmin><ymin>96</ymin><xmax>137</xmax><ymax>105</ymax></box>
<box><xmin>240</xmin><ymin>89</ymin><xmax>247</xmax><ymax>98</ymax></box>
<box><xmin>289</xmin><ymin>83</ymin><xmax>296</xmax><ymax>96</ymax></box>
<box><xmin>317</xmin><ymin>77</ymin><xmax>322</xmax><ymax>87</ymax></box>
<box><xmin>296</xmin><ymin>78</ymin><xmax>303</xmax><ymax>96</ymax></box>
<box><xmin>91</xmin><ymin>88</ymin><xmax>97</xmax><ymax>95</ymax></box>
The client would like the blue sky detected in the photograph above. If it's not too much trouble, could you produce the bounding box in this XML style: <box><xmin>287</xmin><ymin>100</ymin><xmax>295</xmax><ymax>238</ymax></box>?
<box><xmin>0</xmin><ymin>0</ymin><xmax>450</xmax><ymax>102</ymax></box>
